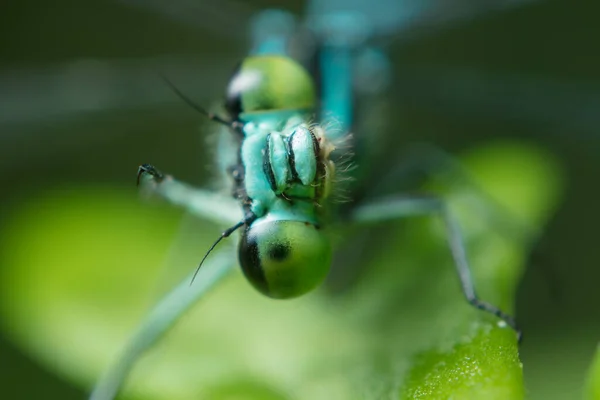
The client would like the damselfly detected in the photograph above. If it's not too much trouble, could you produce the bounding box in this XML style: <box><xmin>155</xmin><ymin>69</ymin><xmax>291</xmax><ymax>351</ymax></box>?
<box><xmin>89</xmin><ymin>3</ymin><xmax>550</xmax><ymax>400</ymax></box>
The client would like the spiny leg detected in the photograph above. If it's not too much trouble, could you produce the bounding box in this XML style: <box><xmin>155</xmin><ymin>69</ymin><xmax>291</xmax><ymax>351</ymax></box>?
<box><xmin>136</xmin><ymin>163</ymin><xmax>242</xmax><ymax>226</ymax></box>
<box><xmin>350</xmin><ymin>195</ymin><xmax>521</xmax><ymax>342</ymax></box>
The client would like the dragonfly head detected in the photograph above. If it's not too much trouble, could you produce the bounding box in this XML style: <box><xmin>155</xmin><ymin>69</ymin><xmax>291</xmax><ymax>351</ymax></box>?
<box><xmin>238</xmin><ymin>218</ymin><xmax>331</xmax><ymax>299</ymax></box>
<box><xmin>224</xmin><ymin>55</ymin><xmax>316</xmax><ymax>122</ymax></box>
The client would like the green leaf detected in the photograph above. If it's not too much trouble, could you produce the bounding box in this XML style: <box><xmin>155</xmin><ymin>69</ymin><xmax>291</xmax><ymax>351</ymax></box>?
<box><xmin>585</xmin><ymin>345</ymin><xmax>600</xmax><ymax>400</ymax></box>
<box><xmin>0</xmin><ymin>141</ymin><xmax>563</xmax><ymax>399</ymax></box>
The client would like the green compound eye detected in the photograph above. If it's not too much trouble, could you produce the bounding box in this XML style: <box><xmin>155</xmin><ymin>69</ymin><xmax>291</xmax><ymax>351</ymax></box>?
<box><xmin>225</xmin><ymin>55</ymin><xmax>317</xmax><ymax>120</ymax></box>
<box><xmin>238</xmin><ymin>219</ymin><xmax>332</xmax><ymax>299</ymax></box>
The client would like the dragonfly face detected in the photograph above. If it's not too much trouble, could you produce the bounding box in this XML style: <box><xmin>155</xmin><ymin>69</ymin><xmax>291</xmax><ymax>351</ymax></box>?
<box><xmin>225</xmin><ymin>55</ymin><xmax>336</xmax><ymax>299</ymax></box>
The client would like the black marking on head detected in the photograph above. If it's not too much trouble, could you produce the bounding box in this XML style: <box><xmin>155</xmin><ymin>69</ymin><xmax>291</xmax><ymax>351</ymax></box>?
<box><xmin>224</xmin><ymin>61</ymin><xmax>243</xmax><ymax>120</ymax></box>
<box><xmin>262</xmin><ymin>133</ymin><xmax>278</xmax><ymax>192</ymax></box>
<box><xmin>267</xmin><ymin>242</ymin><xmax>291</xmax><ymax>262</ymax></box>
<box><xmin>286</xmin><ymin>131</ymin><xmax>300</xmax><ymax>183</ymax></box>
<box><xmin>238</xmin><ymin>226</ymin><xmax>269</xmax><ymax>295</ymax></box>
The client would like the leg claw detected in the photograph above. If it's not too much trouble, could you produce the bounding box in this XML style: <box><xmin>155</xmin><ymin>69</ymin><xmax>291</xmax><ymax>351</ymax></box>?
<box><xmin>136</xmin><ymin>164</ymin><xmax>164</xmax><ymax>186</ymax></box>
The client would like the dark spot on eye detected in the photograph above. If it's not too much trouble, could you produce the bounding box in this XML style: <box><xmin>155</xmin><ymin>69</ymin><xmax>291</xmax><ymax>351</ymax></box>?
<box><xmin>239</xmin><ymin>227</ymin><xmax>270</xmax><ymax>295</ymax></box>
<box><xmin>268</xmin><ymin>242</ymin><xmax>290</xmax><ymax>261</ymax></box>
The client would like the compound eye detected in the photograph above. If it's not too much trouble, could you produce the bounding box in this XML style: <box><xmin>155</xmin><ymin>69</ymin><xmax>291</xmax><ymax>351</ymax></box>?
<box><xmin>224</xmin><ymin>56</ymin><xmax>316</xmax><ymax>121</ymax></box>
<box><xmin>224</xmin><ymin>62</ymin><xmax>249</xmax><ymax>120</ymax></box>
<box><xmin>238</xmin><ymin>219</ymin><xmax>331</xmax><ymax>299</ymax></box>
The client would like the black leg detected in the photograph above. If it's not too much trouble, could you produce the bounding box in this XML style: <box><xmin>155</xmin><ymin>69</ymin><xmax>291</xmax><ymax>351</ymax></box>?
<box><xmin>136</xmin><ymin>164</ymin><xmax>165</xmax><ymax>186</ymax></box>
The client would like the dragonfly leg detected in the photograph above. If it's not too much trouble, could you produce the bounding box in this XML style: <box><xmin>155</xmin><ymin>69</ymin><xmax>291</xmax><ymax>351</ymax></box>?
<box><xmin>350</xmin><ymin>194</ymin><xmax>521</xmax><ymax>341</ymax></box>
<box><xmin>365</xmin><ymin>143</ymin><xmax>559</xmax><ymax>299</ymax></box>
<box><xmin>136</xmin><ymin>163</ymin><xmax>242</xmax><ymax>226</ymax></box>
<box><xmin>137</xmin><ymin>163</ymin><xmax>164</xmax><ymax>185</ymax></box>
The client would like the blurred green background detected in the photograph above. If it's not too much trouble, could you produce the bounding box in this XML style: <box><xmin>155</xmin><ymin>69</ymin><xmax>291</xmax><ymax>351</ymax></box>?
<box><xmin>0</xmin><ymin>0</ymin><xmax>599</xmax><ymax>399</ymax></box>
